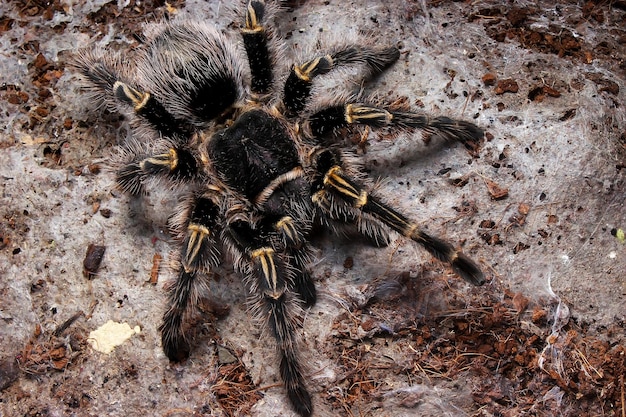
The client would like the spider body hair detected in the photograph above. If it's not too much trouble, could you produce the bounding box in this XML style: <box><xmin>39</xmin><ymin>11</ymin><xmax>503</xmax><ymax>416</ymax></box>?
<box><xmin>74</xmin><ymin>2</ymin><xmax>486</xmax><ymax>415</ymax></box>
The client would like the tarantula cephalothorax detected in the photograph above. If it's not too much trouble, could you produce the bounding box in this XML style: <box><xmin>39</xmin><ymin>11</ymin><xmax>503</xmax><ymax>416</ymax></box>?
<box><xmin>75</xmin><ymin>1</ymin><xmax>485</xmax><ymax>415</ymax></box>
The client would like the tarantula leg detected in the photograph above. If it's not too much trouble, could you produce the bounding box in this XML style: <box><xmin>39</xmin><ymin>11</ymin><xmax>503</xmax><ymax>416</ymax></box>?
<box><xmin>116</xmin><ymin>146</ymin><xmax>199</xmax><ymax>195</ymax></box>
<box><xmin>262</xmin><ymin>216</ymin><xmax>316</xmax><ymax>306</ymax></box>
<box><xmin>320</xmin><ymin>211</ymin><xmax>391</xmax><ymax>248</ymax></box>
<box><xmin>313</xmin><ymin>151</ymin><xmax>485</xmax><ymax>286</ymax></box>
<box><xmin>255</xmin><ymin>173</ymin><xmax>318</xmax><ymax>306</ymax></box>
<box><xmin>113</xmin><ymin>81</ymin><xmax>186</xmax><ymax>137</ymax></box>
<box><xmin>160</xmin><ymin>268</ymin><xmax>196</xmax><ymax>362</ymax></box>
<box><xmin>242</xmin><ymin>0</ymin><xmax>273</xmax><ymax>94</ymax></box>
<box><xmin>283</xmin><ymin>46</ymin><xmax>400</xmax><ymax>114</ymax></box>
<box><xmin>73</xmin><ymin>52</ymin><xmax>188</xmax><ymax>137</ymax></box>
<box><xmin>308</xmin><ymin>103</ymin><xmax>484</xmax><ymax>147</ymax></box>
<box><xmin>252</xmin><ymin>253</ymin><xmax>312</xmax><ymax>416</ymax></box>
<box><xmin>289</xmin><ymin>244</ymin><xmax>316</xmax><ymax>307</ymax></box>
<box><xmin>228</xmin><ymin>220</ymin><xmax>313</xmax><ymax>416</ymax></box>
<box><xmin>160</xmin><ymin>196</ymin><xmax>221</xmax><ymax>362</ymax></box>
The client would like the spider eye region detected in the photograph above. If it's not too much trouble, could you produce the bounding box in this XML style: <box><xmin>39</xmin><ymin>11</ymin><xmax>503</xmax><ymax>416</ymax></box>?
<box><xmin>207</xmin><ymin>110</ymin><xmax>301</xmax><ymax>201</ymax></box>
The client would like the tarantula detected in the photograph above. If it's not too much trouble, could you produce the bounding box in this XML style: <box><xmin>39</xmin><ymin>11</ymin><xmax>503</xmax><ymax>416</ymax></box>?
<box><xmin>75</xmin><ymin>1</ymin><xmax>485</xmax><ymax>415</ymax></box>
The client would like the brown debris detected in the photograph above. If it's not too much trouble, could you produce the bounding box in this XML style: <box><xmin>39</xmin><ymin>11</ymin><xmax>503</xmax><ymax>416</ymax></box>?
<box><xmin>528</xmin><ymin>85</ymin><xmax>562</xmax><ymax>102</ymax></box>
<box><xmin>211</xmin><ymin>357</ymin><xmax>263</xmax><ymax>417</ymax></box>
<box><xmin>83</xmin><ymin>244</ymin><xmax>105</xmax><ymax>279</ymax></box>
<box><xmin>484</xmin><ymin>177</ymin><xmax>509</xmax><ymax>200</ymax></box>
<box><xmin>513</xmin><ymin>241</ymin><xmax>530</xmax><ymax>254</ymax></box>
<box><xmin>5</xmin><ymin>88</ymin><xmax>29</xmax><ymax>105</ymax></box>
<box><xmin>18</xmin><ymin>314</ymin><xmax>86</xmax><ymax>376</ymax></box>
<box><xmin>512</xmin><ymin>292</ymin><xmax>529</xmax><ymax>313</ymax></box>
<box><xmin>560</xmin><ymin>108</ymin><xmax>577</xmax><ymax>121</ymax></box>
<box><xmin>329</xmin><ymin>276</ymin><xmax>626</xmax><ymax>416</ymax></box>
<box><xmin>148</xmin><ymin>253</ymin><xmax>162</xmax><ymax>285</ymax></box>
<box><xmin>507</xmin><ymin>203</ymin><xmax>530</xmax><ymax>228</ymax></box>
<box><xmin>494</xmin><ymin>79</ymin><xmax>519</xmax><ymax>95</ymax></box>
<box><xmin>482</xmin><ymin>72</ymin><xmax>497</xmax><ymax>86</ymax></box>
<box><xmin>586</xmin><ymin>73</ymin><xmax>621</xmax><ymax>96</ymax></box>
<box><xmin>518</xmin><ymin>203</ymin><xmax>530</xmax><ymax>216</ymax></box>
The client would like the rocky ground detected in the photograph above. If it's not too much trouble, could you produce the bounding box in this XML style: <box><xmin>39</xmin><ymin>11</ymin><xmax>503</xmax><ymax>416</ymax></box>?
<box><xmin>0</xmin><ymin>1</ymin><xmax>624</xmax><ymax>416</ymax></box>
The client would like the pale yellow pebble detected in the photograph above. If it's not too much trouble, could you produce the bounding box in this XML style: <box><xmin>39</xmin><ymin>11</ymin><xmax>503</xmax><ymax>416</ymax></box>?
<box><xmin>88</xmin><ymin>320</ymin><xmax>141</xmax><ymax>354</ymax></box>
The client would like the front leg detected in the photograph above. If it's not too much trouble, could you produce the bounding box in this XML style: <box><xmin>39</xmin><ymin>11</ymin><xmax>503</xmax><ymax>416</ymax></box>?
<box><xmin>115</xmin><ymin>143</ymin><xmax>200</xmax><ymax>195</ymax></box>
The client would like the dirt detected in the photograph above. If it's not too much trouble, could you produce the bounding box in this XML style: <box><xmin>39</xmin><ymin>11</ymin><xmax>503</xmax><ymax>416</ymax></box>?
<box><xmin>0</xmin><ymin>1</ymin><xmax>624</xmax><ymax>416</ymax></box>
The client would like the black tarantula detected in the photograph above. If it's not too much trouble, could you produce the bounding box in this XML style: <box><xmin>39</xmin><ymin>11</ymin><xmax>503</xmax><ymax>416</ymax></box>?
<box><xmin>75</xmin><ymin>1</ymin><xmax>485</xmax><ymax>415</ymax></box>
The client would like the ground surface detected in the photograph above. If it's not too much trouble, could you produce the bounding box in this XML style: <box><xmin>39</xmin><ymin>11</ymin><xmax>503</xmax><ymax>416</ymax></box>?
<box><xmin>0</xmin><ymin>1</ymin><xmax>625</xmax><ymax>416</ymax></box>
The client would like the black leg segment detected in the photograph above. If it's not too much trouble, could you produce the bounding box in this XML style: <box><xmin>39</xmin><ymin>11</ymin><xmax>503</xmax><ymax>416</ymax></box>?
<box><xmin>160</xmin><ymin>195</ymin><xmax>222</xmax><ymax>362</ymax></box>
<box><xmin>242</xmin><ymin>1</ymin><xmax>273</xmax><ymax>94</ymax></box>
<box><xmin>313</xmin><ymin>157</ymin><xmax>485</xmax><ymax>286</ymax></box>
<box><xmin>113</xmin><ymin>81</ymin><xmax>186</xmax><ymax>138</ymax></box>
<box><xmin>115</xmin><ymin>147</ymin><xmax>200</xmax><ymax>195</ymax></box>
<box><xmin>308</xmin><ymin>103</ymin><xmax>484</xmax><ymax>147</ymax></box>
<box><xmin>283</xmin><ymin>46</ymin><xmax>400</xmax><ymax>114</ymax></box>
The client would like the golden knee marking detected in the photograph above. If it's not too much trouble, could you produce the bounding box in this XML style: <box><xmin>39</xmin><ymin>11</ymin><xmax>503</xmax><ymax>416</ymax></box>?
<box><xmin>242</xmin><ymin>26</ymin><xmax>264</xmax><ymax>34</ymax></box>
<box><xmin>320</xmin><ymin>165</ymin><xmax>369</xmax><ymax>208</ymax></box>
<box><xmin>251</xmin><ymin>247</ymin><xmax>278</xmax><ymax>291</ymax></box>
<box><xmin>311</xmin><ymin>190</ymin><xmax>325</xmax><ymax>202</ymax></box>
<box><xmin>294</xmin><ymin>65</ymin><xmax>310</xmax><ymax>82</ymax></box>
<box><xmin>265</xmin><ymin>289</ymin><xmax>285</xmax><ymax>300</ymax></box>
<box><xmin>354</xmin><ymin>190</ymin><xmax>368</xmax><ymax>208</ymax></box>
<box><xmin>345</xmin><ymin>104</ymin><xmax>393</xmax><ymax>125</ymax></box>
<box><xmin>323</xmin><ymin>166</ymin><xmax>371</xmax><ymax>207</ymax></box>
<box><xmin>185</xmin><ymin>223</ymin><xmax>210</xmax><ymax>267</ymax></box>
<box><xmin>406</xmin><ymin>223</ymin><xmax>418</xmax><ymax>238</ymax></box>
<box><xmin>276</xmin><ymin>216</ymin><xmax>296</xmax><ymax>241</ymax></box>
<box><xmin>140</xmin><ymin>148</ymin><xmax>179</xmax><ymax>172</ymax></box>
<box><xmin>276</xmin><ymin>216</ymin><xmax>293</xmax><ymax>229</ymax></box>
<box><xmin>167</xmin><ymin>148</ymin><xmax>179</xmax><ymax>171</ymax></box>
<box><xmin>345</xmin><ymin>104</ymin><xmax>355</xmax><ymax>124</ymax></box>
<box><xmin>250</xmin><ymin>247</ymin><xmax>274</xmax><ymax>259</ymax></box>
<box><xmin>188</xmin><ymin>223</ymin><xmax>210</xmax><ymax>235</ymax></box>
<box><xmin>324</xmin><ymin>166</ymin><xmax>358</xmax><ymax>200</ymax></box>
<box><xmin>323</xmin><ymin>165</ymin><xmax>342</xmax><ymax>183</ymax></box>
<box><xmin>312</xmin><ymin>189</ymin><xmax>329</xmax><ymax>208</ymax></box>
<box><xmin>113</xmin><ymin>81</ymin><xmax>150</xmax><ymax>111</ymax></box>
<box><xmin>294</xmin><ymin>55</ymin><xmax>334</xmax><ymax>82</ymax></box>
<box><xmin>244</xmin><ymin>2</ymin><xmax>264</xmax><ymax>32</ymax></box>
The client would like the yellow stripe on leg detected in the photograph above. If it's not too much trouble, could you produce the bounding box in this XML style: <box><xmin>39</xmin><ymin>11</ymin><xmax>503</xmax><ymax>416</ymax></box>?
<box><xmin>184</xmin><ymin>223</ymin><xmax>210</xmax><ymax>268</ymax></box>
<box><xmin>250</xmin><ymin>247</ymin><xmax>278</xmax><ymax>292</ymax></box>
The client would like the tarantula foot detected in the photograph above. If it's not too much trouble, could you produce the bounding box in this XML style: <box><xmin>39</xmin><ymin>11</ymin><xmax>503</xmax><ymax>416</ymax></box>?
<box><xmin>161</xmin><ymin>333</ymin><xmax>191</xmax><ymax>362</ymax></box>
<box><xmin>451</xmin><ymin>252</ymin><xmax>486</xmax><ymax>286</ymax></box>
<box><xmin>288</xmin><ymin>386</ymin><xmax>313</xmax><ymax>417</ymax></box>
<box><xmin>445</xmin><ymin>118</ymin><xmax>485</xmax><ymax>151</ymax></box>
<box><xmin>160</xmin><ymin>315</ymin><xmax>191</xmax><ymax>362</ymax></box>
